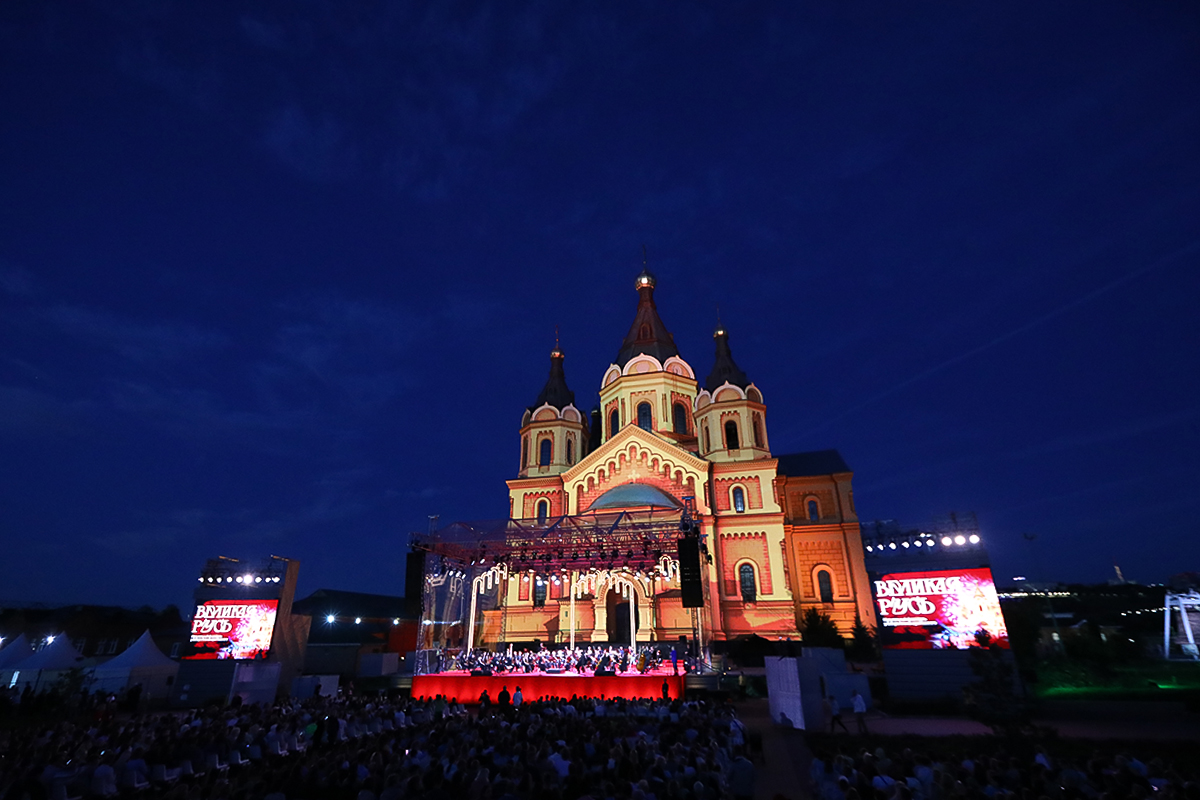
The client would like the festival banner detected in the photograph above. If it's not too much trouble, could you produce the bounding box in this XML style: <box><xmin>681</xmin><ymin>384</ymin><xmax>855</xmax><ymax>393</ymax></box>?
<box><xmin>186</xmin><ymin>599</ymin><xmax>279</xmax><ymax>660</ymax></box>
<box><xmin>872</xmin><ymin>567</ymin><xmax>1008</xmax><ymax>649</ymax></box>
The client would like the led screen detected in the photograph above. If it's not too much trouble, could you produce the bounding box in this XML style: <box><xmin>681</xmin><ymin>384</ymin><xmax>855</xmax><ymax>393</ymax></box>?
<box><xmin>186</xmin><ymin>600</ymin><xmax>278</xmax><ymax>660</ymax></box>
<box><xmin>872</xmin><ymin>567</ymin><xmax>1008</xmax><ymax>650</ymax></box>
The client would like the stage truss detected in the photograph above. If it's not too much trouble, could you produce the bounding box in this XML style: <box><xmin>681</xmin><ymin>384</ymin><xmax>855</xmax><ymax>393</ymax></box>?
<box><xmin>411</xmin><ymin>508</ymin><xmax>707</xmax><ymax>658</ymax></box>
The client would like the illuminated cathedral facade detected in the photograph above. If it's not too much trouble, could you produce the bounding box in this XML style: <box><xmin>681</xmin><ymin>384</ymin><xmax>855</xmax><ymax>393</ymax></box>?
<box><xmin>483</xmin><ymin>269</ymin><xmax>876</xmax><ymax>646</ymax></box>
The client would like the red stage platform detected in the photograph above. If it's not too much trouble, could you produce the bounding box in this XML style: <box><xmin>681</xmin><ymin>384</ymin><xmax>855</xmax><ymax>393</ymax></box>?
<box><xmin>411</xmin><ymin>670</ymin><xmax>686</xmax><ymax>702</ymax></box>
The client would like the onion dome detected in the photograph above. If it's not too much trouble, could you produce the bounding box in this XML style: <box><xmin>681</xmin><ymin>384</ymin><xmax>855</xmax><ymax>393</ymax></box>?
<box><xmin>528</xmin><ymin>347</ymin><xmax>576</xmax><ymax>411</ymax></box>
<box><xmin>704</xmin><ymin>326</ymin><xmax>750</xmax><ymax>392</ymax></box>
<box><xmin>615</xmin><ymin>268</ymin><xmax>680</xmax><ymax>367</ymax></box>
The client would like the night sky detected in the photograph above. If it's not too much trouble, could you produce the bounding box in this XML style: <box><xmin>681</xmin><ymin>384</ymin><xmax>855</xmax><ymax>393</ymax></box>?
<box><xmin>2</xmin><ymin>2</ymin><xmax>1198</xmax><ymax>611</ymax></box>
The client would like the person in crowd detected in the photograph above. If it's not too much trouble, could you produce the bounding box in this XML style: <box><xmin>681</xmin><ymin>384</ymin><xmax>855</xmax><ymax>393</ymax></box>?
<box><xmin>851</xmin><ymin>689</ymin><xmax>868</xmax><ymax>735</ymax></box>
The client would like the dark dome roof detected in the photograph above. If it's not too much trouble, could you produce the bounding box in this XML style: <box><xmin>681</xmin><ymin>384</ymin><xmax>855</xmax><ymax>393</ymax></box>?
<box><xmin>588</xmin><ymin>482</ymin><xmax>682</xmax><ymax>511</ymax></box>
<box><xmin>528</xmin><ymin>348</ymin><xmax>576</xmax><ymax>412</ymax></box>
<box><xmin>704</xmin><ymin>328</ymin><xmax>750</xmax><ymax>392</ymax></box>
<box><xmin>615</xmin><ymin>270</ymin><xmax>680</xmax><ymax>367</ymax></box>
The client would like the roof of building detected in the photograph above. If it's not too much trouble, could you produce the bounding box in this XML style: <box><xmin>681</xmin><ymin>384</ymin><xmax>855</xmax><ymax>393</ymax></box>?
<box><xmin>615</xmin><ymin>269</ymin><xmax>681</xmax><ymax>367</ymax></box>
<box><xmin>291</xmin><ymin>589</ymin><xmax>411</xmax><ymax>619</ymax></box>
<box><xmin>775</xmin><ymin>449</ymin><xmax>852</xmax><ymax>476</ymax></box>
<box><xmin>704</xmin><ymin>327</ymin><xmax>750</xmax><ymax>392</ymax></box>
<box><xmin>528</xmin><ymin>348</ymin><xmax>576</xmax><ymax>412</ymax></box>
<box><xmin>588</xmin><ymin>482</ymin><xmax>683</xmax><ymax>511</ymax></box>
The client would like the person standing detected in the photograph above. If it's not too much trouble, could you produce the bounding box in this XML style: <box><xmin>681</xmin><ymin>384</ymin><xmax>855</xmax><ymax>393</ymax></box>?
<box><xmin>828</xmin><ymin>693</ymin><xmax>848</xmax><ymax>733</ymax></box>
<box><xmin>662</xmin><ymin>679</ymin><xmax>671</xmax><ymax>701</ymax></box>
<box><xmin>852</xmin><ymin>689</ymin><xmax>868</xmax><ymax>734</ymax></box>
<box><xmin>497</xmin><ymin>685</ymin><xmax>511</xmax><ymax>709</ymax></box>
<box><xmin>513</xmin><ymin>686</ymin><xmax>523</xmax><ymax>709</ymax></box>
<box><xmin>670</xmin><ymin>646</ymin><xmax>679</xmax><ymax>675</ymax></box>
<box><xmin>729</xmin><ymin>749</ymin><xmax>755</xmax><ymax>800</ymax></box>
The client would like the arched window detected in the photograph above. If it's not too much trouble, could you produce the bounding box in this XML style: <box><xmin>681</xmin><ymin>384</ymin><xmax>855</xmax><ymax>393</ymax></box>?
<box><xmin>807</xmin><ymin>499</ymin><xmax>819</xmax><ymax>522</ymax></box>
<box><xmin>739</xmin><ymin>563</ymin><xmax>757</xmax><ymax>602</ymax></box>
<box><xmin>521</xmin><ymin>436</ymin><xmax>529</xmax><ymax>468</ymax></box>
<box><xmin>539</xmin><ymin>438</ymin><xmax>552</xmax><ymax>467</ymax></box>
<box><xmin>752</xmin><ymin>413</ymin><xmax>764</xmax><ymax>447</ymax></box>
<box><xmin>817</xmin><ymin>570</ymin><xmax>834</xmax><ymax>603</ymax></box>
<box><xmin>533</xmin><ymin>578</ymin><xmax>547</xmax><ymax>607</ymax></box>
<box><xmin>732</xmin><ymin>486</ymin><xmax>746</xmax><ymax>513</ymax></box>
<box><xmin>536</xmin><ymin>499</ymin><xmax>549</xmax><ymax>525</ymax></box>
<box><xmin>566</xmin><ymin>438</ymin><xmax>574</xmax><ymax>465</ymax></box>
<box><xmin>639</xmin><ymin>323</ymin><xmax>651</xmax><ymax>340</ymax></box>
<box><xmin>609</xmin><ymin>409</ymin><xmax>620</xmax><ymax>438</ymax></box>
<box><xmin>724</xmin><ymin>420</ymin><xmax>740</xmax><ymax>450</ymax></box>
<box><xmin>673</xmin><ymin>402</ymin><xmax>688</xmax><ymax>434</ymax></box>
<box><xmin>703</xmin><ymin>423</ymin><xmax>711</xmax><ymax>452</ymax></box>
<box><xmin>637</xmin><ymin>402</ymin><xmax>652</xmax><ymax>431</ymax></box>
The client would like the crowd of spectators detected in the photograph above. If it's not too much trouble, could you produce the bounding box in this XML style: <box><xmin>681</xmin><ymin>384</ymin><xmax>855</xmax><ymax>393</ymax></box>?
<box><xmin>807</xmin><ymin>738</ymin><xmax>1200</xmax><ymax>800</ymax></box>
<box><xmin>0</xmin><ymin>690</ymin><xmax>755</xmax><ymax>800</ymax></box>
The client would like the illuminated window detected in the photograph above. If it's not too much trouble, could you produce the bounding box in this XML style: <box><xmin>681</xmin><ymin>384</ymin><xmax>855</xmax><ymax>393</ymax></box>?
<box><xmin>753</xmin><ymin>413</ymin><xmax>764</xmax><ymax>447</ymax></box>
<box><xmin>817</xmin><ymin>570</ymin><xmax>834</xmax><ymax>603</ymax></box>
<box><xmin>536</xmin><ymin>499</ymin><xmax>549</xmax><ymax>525</ymax></box>
<box><xmin>533</xmin><ymin>580</ymin><xmax>547</xmax><ymax>607</ymax></box>
<box><xmin>724</xmin><ymin>420</ymin><xmax>740</xmax><ymax>450</ymax></box>
<box><xmin>609</xmin><ymin>409</ymin><xmax>620</xmax><ymax>437</ymax></box>
<box><xmin>807</xmin><ymin>499</ymin><xmax>819</xmax><ymax>522</ymax></box>
<box><xmin>539</xmin><ymin>438</ymin><xmax>552</xmax><ymax>467</ymax></box>
<box><xmin>566</xmin><ymin>438</ymin><xmax>574</xmax><ymax>465</ymax></box>
<box><xmin>732</xmin><ymin>486</ymin><xmax>746</xmax><ymax>513</ymax></box>
<box><xmin>637</xmin><ymin>402</ymin><xmax>652</xmax><ymax>431</ymax></box>
<box><xmin>673</xmin><ymin>402</ymin><xmax>689</xmax><ymax>434</ymax></box>
<box><xmin>739</xmin><ymin>563</ymin><xmax>757</xmax><ymax>602</ymax></box>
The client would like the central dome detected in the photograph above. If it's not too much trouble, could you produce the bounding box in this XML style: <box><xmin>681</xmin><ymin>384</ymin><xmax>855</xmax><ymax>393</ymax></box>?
<box><xmin>588</xmin><ymin>482</ymin><xmax>682</xmax><ymax>511</ymax></box>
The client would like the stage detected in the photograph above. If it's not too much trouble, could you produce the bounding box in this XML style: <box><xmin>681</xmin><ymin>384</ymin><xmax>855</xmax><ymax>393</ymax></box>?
<box><xmin>411</xmin><ymin>669</ymin><xmax>687</xmax><ymax>702</ymax></box>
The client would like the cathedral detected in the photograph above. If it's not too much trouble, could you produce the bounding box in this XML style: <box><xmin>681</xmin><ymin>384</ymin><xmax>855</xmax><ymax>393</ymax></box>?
<box><xmin>477</xmin><ymin>269</ymin><xmax>876</xmax><ymax>647</ymax></box>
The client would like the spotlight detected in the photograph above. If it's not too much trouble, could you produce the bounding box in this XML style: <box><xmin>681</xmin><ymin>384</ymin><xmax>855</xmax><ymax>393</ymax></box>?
<box><xmin>46</xmin><ymin>635</ymin><xmax>55</xmax><ymax>644</ymax></box>
<box><xmin>243</xmin><ymin>575</ymin><xmax>252</xmax><ymax>583</ymax></box>
<box><xmin>355</xmin><ymin>617</ymin><xmax>362</xmax><ymax>624</ymax></box>
<box><xmin>254</xmin><ymin>576</ymin><xmax>262</xmax><ymax>583</ymax></box>
<box><xmin>941</xmin><ymin>537</ymin><xmax>953</xmax><ymax>546</ymax></box>
<box><xmin>968</xmin><ymin>534</ymin><xmax>980</xmax><ymax>544</ymax></box>
<box><xmin>954</xmin><ymin>535</ymin><xmax>966</xmax><ymax>545</ymax></box>
<box><xmin>392</xmin><ymin>618</ymin><xmax>399</xmax><ymax>626</ymax></box>
<box><xmin>901</xmin><ymin>541</ymin><xmax>910</xmax><ymax>548</ymax></box>
<box><xmin>326</xmin><ymin>615</ymin><xmax>335</xmax><ymax>624</ymax></box>
<box><xmin>865</xmin><ymin>545</ymin><xmax>873</xmax><ymax>552</ymax></box>
<box><xmin>888</xmin><ymin>542</ymin><xmax>897</xmax><ymax>550</ymax></box>
<box><xmin>913</xmin><ymin>540</ymin><xmax>923</xmax><ymax>547</ymax></box>
<box><xmin>236</xmin><ymin>576</ymin><xmax>244</xmax><ymax>583</ymax></box>
<box><xmin>198</xmin><ymin>577</ymin><xmax>204</xmax><ymax>582</ymax></box>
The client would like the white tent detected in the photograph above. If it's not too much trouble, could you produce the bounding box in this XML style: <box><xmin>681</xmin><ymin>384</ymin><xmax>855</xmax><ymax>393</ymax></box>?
<box><xmin>91</xmin><ymin>630</ymin><xmax>179</xmax><ymax>699</ymax></box>
<box><xmin>0</xmin><ymin>634</ymin><xmax>34</xmax><ymax>669</ymax></box>
<box><xmin>5</xmin><ymin>635</ymin><xmax>85</xmax><ymax>691</ymax></box>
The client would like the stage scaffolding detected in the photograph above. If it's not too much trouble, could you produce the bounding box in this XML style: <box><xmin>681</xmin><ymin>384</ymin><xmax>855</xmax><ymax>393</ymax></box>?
<box><xmin>410</xmin><ymin>508</ymin><xmax>710</xmax><ymax>666</ymax></box>
<box><xmin>1164</xmin><ymin>591</ymin><xmax>1200</xmax><ymax>660</ymax></box>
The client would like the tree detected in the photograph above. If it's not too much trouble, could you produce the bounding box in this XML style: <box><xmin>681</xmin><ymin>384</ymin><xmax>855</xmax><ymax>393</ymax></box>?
<box><xmin>963</xmin><ymin>629</ymin><xmax>1029</xmax><ymax>736</ymax></box>
<box><xmin>847</xmin><ymin>614</ymin><xmax>879</xmax><ymax>662</ymax></box>
<box><xmin>800</xmin><ymin>607</ymin><xmax>844</xmax><ymax>648</ymax></box>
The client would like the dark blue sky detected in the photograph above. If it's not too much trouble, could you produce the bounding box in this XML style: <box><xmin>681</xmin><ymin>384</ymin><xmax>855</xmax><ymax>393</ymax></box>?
<box><xmin>2</xmin><ymin>2</ymin><xmax>1197</xmax><ymax>611</ymax></box>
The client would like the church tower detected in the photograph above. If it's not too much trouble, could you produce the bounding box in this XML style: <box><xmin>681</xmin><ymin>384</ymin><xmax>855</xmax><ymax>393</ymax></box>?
<box><xmin>518</xmin><ymin>347</ymin><xmax>589</xmax><ymax>486</ymax></box>
<box><xmin>693</xmin><ymin>324</ymin><xmax>769</xmax><ymax>463</ymax></box>
<box><xmin>597</xmin><ymin>268</ymin><xmax>699</xmax><ymax>451</ymax></box>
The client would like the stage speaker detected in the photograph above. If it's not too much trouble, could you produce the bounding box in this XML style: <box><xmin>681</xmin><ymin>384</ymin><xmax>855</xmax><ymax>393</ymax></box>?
<box><xmin>545</xmin><ymin>668</ymin><xmax>564</xmax><ymax>674</ymax></box>
<box><xmin>677</xmin><ymin>537</ymin><xmax>703</xmax><ymax>608</ymax></box>
<box><xmin>470</xmin><ymin>669</ymin><xmax>485</xmax><ymax>676</ymax></box>
<box><xmin>595</xmin><ymin>669</ymin><xmax>616</xmax><ymax>677</ymax></box>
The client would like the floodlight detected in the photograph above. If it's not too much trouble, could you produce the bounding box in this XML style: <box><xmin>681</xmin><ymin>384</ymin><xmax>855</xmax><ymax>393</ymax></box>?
<box><xmin>326</xmin><ymin>614</ymin><xmax>335</xmax><ymax>623</ymax></box>
<box><xmin>954</xmin><ymin>535</ymin><xmax>966</xmax><ymax>545</ymax></box>
<box><xmin>968</xmin><ymin>534</ymin><xmax>980</xmax><ymax>544</ymax></box>
<box><xmin>941</xmin><ymin>537</ymin><xmax>953</xmax><ymax>546</ymax></box>
<box><xmin>355</xmin><ymin>617</ymin><xmax>362</xmax><ymax>624</ymax></box>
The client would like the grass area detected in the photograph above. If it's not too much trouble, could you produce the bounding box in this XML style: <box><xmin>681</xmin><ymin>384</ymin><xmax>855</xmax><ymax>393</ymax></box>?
<box><xmin>1032</xmin><ymin>661</ymin><xmax>1200</xmax><ymax>702</ymax></box>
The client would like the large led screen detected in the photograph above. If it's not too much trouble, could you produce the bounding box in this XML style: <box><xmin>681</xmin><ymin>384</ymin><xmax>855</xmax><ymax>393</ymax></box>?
<box><xmin>186</xmin><ymin>600</ymin><xmax>278</xmax><ymax>660</ymax></box>
<box><xmin>872</xmin><ymin>567</ymin><xmax>1008</xmax><ymax>650</ymax></box>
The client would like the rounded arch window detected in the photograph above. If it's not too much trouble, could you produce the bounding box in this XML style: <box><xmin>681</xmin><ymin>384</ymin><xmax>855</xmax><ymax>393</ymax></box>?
<box><xmin>732</xmin><ymin>486</ymin><xmax>746</xmax><ymax>513</ymax></box>
<box><xmin>739</xmin><ymin>563</ymin><xmax>757</xmax><ymax>602</ymax></box>
<box><xmin>817</xmin><ymin>569</ymin><xmax>834</xmax><ymax>603</ymax></box>
<box><xmin>703</xmin><ymin>423</ymin><xmax>711</xmax><ymax>452</ymax></box>
<box><xmin>536</xmin><ymin>499</ymin><xmax>549</xmax><ymax>525</ymax></box>
<box><xmin>566</xmin><ymin>437</ymin><xmax>574</xmax><ymax>465</ymax></box>
<box><xmin>752</xmin><ymin>413</ymin><xmax>764</xmax><ymax>447</ymax></box>
<box><xmin>521</xmin><ymin>436</ymin><xmax>529</xmax><ymax>468</ymax></box>
<box><xmin>672</xmin><ymin>402</ymin><xmax>689</xmax><ymax>434</ymax></box>
<box><xmin>539</xmin><ymin>438</ymin><xmax>552</xmax><ymax>467</ymax></box>
<box><xmin>637</xmin><ymin>402</ymin><xmax>653</xmax><ymax>431</ymax></box>
<box><xmin>609</xmin><ymin>408</ymin><xmax>620</xmax><ymax>438</ymax></box>
<box><xmin>807</xmin><ymin>499</ymin><xmax>819</xmax><ymax>522</ymax></box>
<box><xmin>724</xmin><ymin>420</ymin><xmax>740</xmax><ymax>450</ymax></box>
